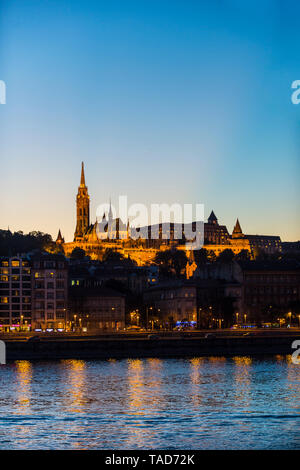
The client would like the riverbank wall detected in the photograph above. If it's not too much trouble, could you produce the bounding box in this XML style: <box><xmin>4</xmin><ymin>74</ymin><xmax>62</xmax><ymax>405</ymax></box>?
<box><xmin>4</xmin><ymin>334</ymin><xmax>299</xmax><ymax>360</ymax></box>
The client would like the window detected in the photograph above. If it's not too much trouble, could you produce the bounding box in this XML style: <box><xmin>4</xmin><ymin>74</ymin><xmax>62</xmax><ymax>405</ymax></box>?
<box><xmin>11</xmin><ymin>260</ymin><xmax>20</xmax><ymax>267</ymax></box>
<box><xmin>35</xmin><ymin>281</ymin><xmax>44</xmax><ymax>289</ymax></box>
<box><xmin>1</xmin><ymin>297</ymin><xmax>8</xmax><ymax>304</ymax></box>
<box><xmin>45</xmin><ymin>262</ymin><xmax>55</xmax><ymax>269</ymax></box>
<box><xmin>35</xmin><ymin>301</ymin><xmax>44</xmax><ymax>309</ymax></box>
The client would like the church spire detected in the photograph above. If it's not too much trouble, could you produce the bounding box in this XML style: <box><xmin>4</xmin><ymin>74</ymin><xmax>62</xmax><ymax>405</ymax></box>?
<box><xmin>80</xmin><ymin>161</ymin><xmax>86</xmax><ymax>186</ymax></box>
<box><xmin>56</xmin><ymin>229</ymin><xmax>64</xmax><ymax>245</ymax></box>
<box><xmin>74</xmin><ymin>162</ymin><xmax>90</xmax><ymax>241</ymax></box>
<box><xmin>232</xmin><ymin>218</ymin><xmax>244</xmax><ymax>238</ymax></box>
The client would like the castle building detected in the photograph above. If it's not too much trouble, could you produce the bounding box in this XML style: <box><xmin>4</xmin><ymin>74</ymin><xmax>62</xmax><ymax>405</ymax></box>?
<box><xmin>59</xmin><ymin>163</ymin><xmax>282</xmax><ymax>265</ymax></box>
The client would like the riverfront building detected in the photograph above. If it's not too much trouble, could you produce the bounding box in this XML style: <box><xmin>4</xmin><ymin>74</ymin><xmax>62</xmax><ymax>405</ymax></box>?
<box><xmin>0</xmin><ymin>256</ymin><xmax>32</xmax><ymax>332</ymax></box>
<box><xmin>69</xmin><ymin>286</ymin><xmax>125</xmax><ymax>331</ymax></box>
<box><xmin>31</xmin><ymin>253</ymin><xmax>68</xmax><ymax>330</ymax></box>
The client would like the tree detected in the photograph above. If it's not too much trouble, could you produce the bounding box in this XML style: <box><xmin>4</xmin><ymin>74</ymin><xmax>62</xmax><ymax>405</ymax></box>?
<box><xmin>103</xmin><ymin>248</ymin><xmax>136</xmax><ymax>266</ymax></box>
<box><xmin>0</xmin><ymin>229</ymin><xmax>53</xmax><ymax>256</ymax></box>
<box><xmin>194</xmin><ymin>248</ymin><xmax>209</xmax><ymax>265</ymax></box>
<box><xmin>235</xmin><ymin>249</ymin><xmax>251</xmax><ymax>261</ymax></box>
<box><xmin>218</xmin><ymin>249</ymin><xmax>235</xmax><ymax>263</ymax></box>
<box><xmin>155</xmin><ymin>249</ymin><xmax>187</xmax><ymax>278</ymax></box>
<box><xmin>103</xmin><ymin>249</ymin><xmax>126</xmax><ymax>263</ymax></box>
<box><xmin>70</xmin><ymin>247</ymin><xmax>86</xmax><ymax>259</ymax></box>
<box><xmin>206</xmin><ymin>250</ymin><xmax>217</xmax><ymax>262</ymax></box>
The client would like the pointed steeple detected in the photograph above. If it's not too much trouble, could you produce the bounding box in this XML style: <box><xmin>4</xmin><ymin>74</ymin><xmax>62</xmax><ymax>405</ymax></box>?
<box><xmin>208</xmin><ymin>210</ymin><xmax>218</xmax><ymax>225</ymax></box>
<box><xmin>56</xmin><ymin>229</ymin><xmax>64</xmax><ymax>244</ymax></box>
<box><xmin>232</xmin><ymin>218</ymin><xmax>244</xmax><ymax>238</ymax></box>
<box><xmin>74</xmin><ymin>162</ymin><xmax>90</xmax><ymax>241</ymax></box>
<box><xmin>80</xmin><ymin>161</ymin><xmax>86</xmax><ymax>186</ymax></box>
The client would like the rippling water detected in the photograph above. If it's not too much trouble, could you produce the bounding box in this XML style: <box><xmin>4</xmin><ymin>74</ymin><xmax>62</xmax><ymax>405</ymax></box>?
<box><xmin>0</xmin><ymin>356</ymin><xmax>299</xmax><ymax>449</ymax></box>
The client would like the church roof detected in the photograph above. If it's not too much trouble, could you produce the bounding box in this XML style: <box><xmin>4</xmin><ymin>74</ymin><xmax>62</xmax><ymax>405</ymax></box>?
<box><xmin>56</xmin><ymin>229</ymin><xmax>64</xmax><ymax>242</ymax></box>
<box><xmin>208</xmin><ymin>210</ymin><xmax>218</xmax><ymax>223</ymax></box>
<box><xmin>233</xmin><ymin>218</ymin><xmax>243</xmax><ymax>234</ymax></box>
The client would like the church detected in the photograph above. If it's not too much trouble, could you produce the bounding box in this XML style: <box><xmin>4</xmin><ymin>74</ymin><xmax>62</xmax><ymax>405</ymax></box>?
<box><xmin>57</xmin><ymin>163</ymin><xmax>282</xmax><ymax>265</ymax></box>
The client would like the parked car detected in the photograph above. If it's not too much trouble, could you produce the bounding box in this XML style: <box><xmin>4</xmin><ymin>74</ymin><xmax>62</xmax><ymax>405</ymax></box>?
<box><xmin>204</xmin><ymin>333</ymin><xmax>216</xmax><ymax>339</ymax></box>
<box><xmin>27</xmin><ymin>335</ymin><xmax>41</xmax><ymax>342</ymax></box>
<box><xmin>147</xmin><ymin>334</ymin><xmax>159</xmax><ymax>340</ymax></box>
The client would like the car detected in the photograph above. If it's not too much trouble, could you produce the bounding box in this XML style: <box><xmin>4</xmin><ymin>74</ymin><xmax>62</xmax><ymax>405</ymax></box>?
<box><xmin>180</xmin><ymin>332</ymin><xmax>192</xmax><ymax>337</ymax></box>
<box><xmin>27</xmin><ymin>335</ymin><xmax>41</xmax><ymax>342</ymax></box>
<box><xmin>204</xmin><ymin>333</ymin><xmax>216</xmax><ymax>339</ymax></box>
<box><xmin>147</xmin><ymin>334</ymin><xmax>159</xmax><ymax>340</ymax></box>
<box><xmin>126</xmin><ymin>325</ymin><xmax>141</xmax><ymax>330</ymax></box>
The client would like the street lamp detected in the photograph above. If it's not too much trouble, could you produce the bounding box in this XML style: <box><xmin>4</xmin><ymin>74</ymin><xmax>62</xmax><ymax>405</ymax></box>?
<box><xmin>146</xmin><ymin>306</ymin><xmax>153</xmax><ymax>331</ymax></box>
<box><xmin>73</xmin><ymin>314</ymin><xmax>77</xmax><ymax>331</ymax></box>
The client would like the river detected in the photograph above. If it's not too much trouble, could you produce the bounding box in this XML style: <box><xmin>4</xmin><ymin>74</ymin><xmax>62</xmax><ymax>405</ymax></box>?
<box><xmin>0</xmin><ymin>356</ymin><xmax>299</xmax><ymax>449</ymax></box>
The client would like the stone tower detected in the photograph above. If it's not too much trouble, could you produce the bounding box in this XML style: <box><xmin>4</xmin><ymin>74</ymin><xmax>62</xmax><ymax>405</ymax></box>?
<box><xmin>74</xmin><ymin>162</ymin><xmax>90</xmax><ymax>240</ymax></box>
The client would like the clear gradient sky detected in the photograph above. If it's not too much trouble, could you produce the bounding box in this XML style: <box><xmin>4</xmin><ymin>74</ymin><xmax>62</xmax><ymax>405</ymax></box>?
<box><xmin>0</xmin><ymin>0</ymin><xmax>299</xmax><ymax>242</ymax></box>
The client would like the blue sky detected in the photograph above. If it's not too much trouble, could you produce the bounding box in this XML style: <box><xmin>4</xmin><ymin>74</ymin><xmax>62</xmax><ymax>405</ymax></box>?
<box><xmin>0</xmin><ymin>0</ymin><xmax>299</xmax><ymax>241</ymax></box>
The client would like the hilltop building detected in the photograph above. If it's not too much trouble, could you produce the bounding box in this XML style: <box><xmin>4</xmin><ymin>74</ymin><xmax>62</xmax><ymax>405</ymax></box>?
<box><xmin>59</xmin><ymin>163</ymin><xmax>282</xmax><ymax>265</ymax></box>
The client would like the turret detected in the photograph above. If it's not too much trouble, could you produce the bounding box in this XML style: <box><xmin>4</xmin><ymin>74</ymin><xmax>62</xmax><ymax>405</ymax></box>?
<box><xmin>232</xmin><ymin>218</ymin><xmax>244</xmax><ymax>238</ymax></box>
<box><xmin>56</xmin><ymin>229</ymin><xmax>65</xmax><ymax>245</ymax></box>
<box><xmin>208</xmin><ymin>210</ymin><xmax>218</xmax><ymax>225</ymax></box>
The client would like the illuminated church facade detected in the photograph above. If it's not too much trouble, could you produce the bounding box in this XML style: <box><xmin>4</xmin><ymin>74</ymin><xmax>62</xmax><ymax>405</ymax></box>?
<box><xmin>58</xmin><ymin>163</ymin><xmax>281</xmax><ymax>266</ymax></box>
